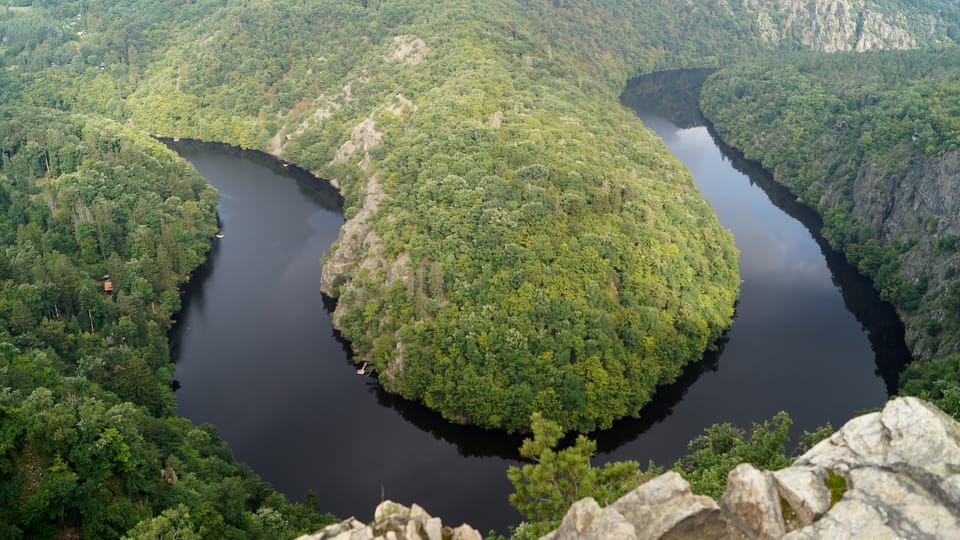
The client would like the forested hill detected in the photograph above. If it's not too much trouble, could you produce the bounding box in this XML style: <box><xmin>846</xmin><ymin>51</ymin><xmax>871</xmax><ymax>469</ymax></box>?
<box><xmin>2</xmin><ymin>1</ymin><xmax>958</xmax><ymax>433</ymax></box>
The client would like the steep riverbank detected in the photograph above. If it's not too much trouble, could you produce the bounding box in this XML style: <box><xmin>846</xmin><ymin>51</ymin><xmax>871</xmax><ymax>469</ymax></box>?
<box><xmin>700</xmin><ymin>50</ymin><xmax>960</xmax><ymax>364</ymax></box>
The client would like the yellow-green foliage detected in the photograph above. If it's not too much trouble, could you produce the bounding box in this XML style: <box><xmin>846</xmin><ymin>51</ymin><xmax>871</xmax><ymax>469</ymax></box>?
<box><xmin>825</xmin><ymin>469</ymin><xmax>848</xmax><ymax>507</ymax></box>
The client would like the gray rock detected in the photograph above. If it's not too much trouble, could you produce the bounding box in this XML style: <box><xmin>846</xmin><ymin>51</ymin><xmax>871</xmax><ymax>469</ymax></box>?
<box><xmin>785</xmin><ymin>397</ymin><xmax>960</xmax><ymax>538</ymax></box>
<box><xmin>404</xmin><ymin>519</ymin><xmax>419</xmax><ymax>540</ymax></box>
<box><xmin>424</xmin><ymin>517</ymin><xmax>443</xmax><ymax>540</ymax></box>
<box><xmin>409</xmin><ymin>503</ymin><xmax>432</xmax><ymax>525</ymax></box>
<box><xmin>610</xmin><ymin>471</ymin><xmax>729</xmax><ymax>539</ymax></box>
<box><xmin>720</xmin><ymin>464</ymin><xmax>785</xmax><ymax>539</ymax></box>
<box><xmin>295</xmin><ymin>517</ymin><xmax>372</xmax><ymax>540</ymax></box>
<box><xmin>374</xmin><ymin>500</ymin><xmax>410</xmax><ymax>523</ymax></box>
<box><xmin>798</xmin><ymin>397</ymin><xmax>960</xmax><ymax>508</ymax></box>
<box><xmin>783</xmin><ymin>497</ymin><xmax>901</xmax><ymax>540</ymax></box>
<box><xmin>450</xmin><ymin>524</ymin><xmax>484</xmax><ymax>540</ymax></box>
<box><xmin>540</xmin><ymin>497</ymin><xmax>635</xmax><ymax>540</ymax></box>
<box><xmin>772</xmin><ymin>466</ymin><xmax>831</xmax><ymax>527</ymax></box>
<box><xmin>783</xmin><ymin>468</ymin><xmax>960</xmax><ymax>539</ymax></box>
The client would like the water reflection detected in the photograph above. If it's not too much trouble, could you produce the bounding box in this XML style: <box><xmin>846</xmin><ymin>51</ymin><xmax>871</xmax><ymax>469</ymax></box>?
<box><xmin>622</xmin><ymin>71</ymin><xmax>908</xmax><ymax>397</ymax></box>
<box><xmin>597</xmin><ymin>71</ymin><xmax>910</xmax><ymax>468</ymax></box>
<box><xmin>708</xmin><ymin>131</ymin><xmax>910</xmax><ymax>394</ymax></box>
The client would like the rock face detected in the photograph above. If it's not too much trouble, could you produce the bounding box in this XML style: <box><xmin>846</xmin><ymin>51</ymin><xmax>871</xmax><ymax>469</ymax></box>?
<box><xmin>746</xmin><ymin>0</ymin><xmax>917</xmax><ymax>52</ymax></box>
<box><xmin>544</xmin><ymin>397</ymin><xmax>960</xmax><ymax>539</ymax></box>
<box><xmin>296</xmin><ymin>500</ymin><xmax>482</xmax><ymax>540</ymax></box>
<box><xmin>842</xmin><ymin>148</ymin><xmax>960</xmax><ymax>359</ymax></box>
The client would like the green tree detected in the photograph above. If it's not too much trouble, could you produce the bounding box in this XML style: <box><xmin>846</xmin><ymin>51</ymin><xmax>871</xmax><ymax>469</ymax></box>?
<box><xmin>672</xmin><ymin>412</ymin><xmax>832</xmax><ymax>498</ymax></box>
<box><xmin>507</xmin><ymin>413</ymin><xmax>655</xmax><ymax>536</ymax></box>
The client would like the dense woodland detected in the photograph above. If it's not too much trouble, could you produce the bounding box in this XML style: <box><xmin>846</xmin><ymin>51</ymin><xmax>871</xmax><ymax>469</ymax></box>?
<box><xmin>699</xmin><ymin>48</ymin><xmax>960</xmax><ymax>423</ymax></box>
<box><xmin>2</xmin><ymin>0</ymin><xmax>960</xmax><ymax>537</ymax></box>
<box><xmin>0</xmin><ymin>109</ymin><xmax>333</xmax><ymax>537</ymax></box>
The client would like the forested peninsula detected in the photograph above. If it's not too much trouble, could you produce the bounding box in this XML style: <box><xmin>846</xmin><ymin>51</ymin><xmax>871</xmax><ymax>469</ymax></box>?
<box><xmin>3</xmin><ymin>0</ymin><xmax>960</xmax><ymax>537</ymax></box>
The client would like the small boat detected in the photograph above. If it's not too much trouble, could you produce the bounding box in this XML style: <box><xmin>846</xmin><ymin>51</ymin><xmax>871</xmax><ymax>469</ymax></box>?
<box><xmin>215</xmin><ymin>233</ymin><xmax>224</xmax><ymax>239</ymax></box>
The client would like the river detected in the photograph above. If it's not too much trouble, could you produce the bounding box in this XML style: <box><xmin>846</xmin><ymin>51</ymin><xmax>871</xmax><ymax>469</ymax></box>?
<box><xmin>166</xmin><ymin>70</ymin><xmax>909</xmax><ymax>534</ymax></box>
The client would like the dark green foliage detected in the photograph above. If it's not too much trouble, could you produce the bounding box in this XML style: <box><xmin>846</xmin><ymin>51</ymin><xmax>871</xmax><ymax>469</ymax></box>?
<box><xmin>674</xmin><ymin>412</ymin><xmax>832</xmax><ymax>499</ymax></box>
<box><xmin>900</xmin><ymin>354</ymin><xmax>960</xmax><ymax>418</ymax></box>
<box><xmin>0</xmin><ymin>108</ymin><xmax>334</xmax><ymax>538</ymax></box>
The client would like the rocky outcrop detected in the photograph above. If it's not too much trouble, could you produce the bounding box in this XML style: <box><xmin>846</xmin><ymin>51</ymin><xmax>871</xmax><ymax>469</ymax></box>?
<box><xmin>297</xmin><ymin>500</ymin><xmax>482</xmax><ymax>540</ymax></box>
<box><xmin>303</xmin><ymin>399</ymin><xmax>960</xmax><ymax>539</ymax></box>
<box><xmin>545</xmin><ymin>397</ymin><xmax>960</xmax><ymax>539</ymax></box>
<box><xmin>388</xmin><ymin>35</ymin><xmax>428</xmax><ymax>65</ymax></box>
<box><xmin>842</xmin><ymin>148</ymin><xmax>960</xmax><ymax>358</ymax></box>
<box><xmin>746</xmin><ymin>0</ymin><xmax>916</xmax><ymax>52</ymax></box>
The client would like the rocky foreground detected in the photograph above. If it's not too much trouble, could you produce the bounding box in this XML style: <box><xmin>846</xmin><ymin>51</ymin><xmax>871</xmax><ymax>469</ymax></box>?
<box><xmin>300</xmin><ymin>397</ymin><xmax>960</xmax><ymax>539</ymax></box>
<box><xmin>296</xmin><ymin>500</ymin><xmax>483</xmax><ymax>540</ymax></box>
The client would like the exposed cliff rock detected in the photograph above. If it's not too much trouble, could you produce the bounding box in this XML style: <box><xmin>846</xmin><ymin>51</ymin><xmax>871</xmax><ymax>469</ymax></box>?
<box><xmin>388</xmin><ymin>35</ymin><xmax>428</xmax><ymax>65</ymax></box>
<box><xmin>841</xmin><ymin>149</ymin><xmax>960</xmax><ymax>358</ymax></box>
<box><xmin>296</xmin><ymin>500</ymin><xmax>482</xmax><ymax>540</ymax></box>
<box><xmin>746</xmin><ymin>0</ymin><xmax>917</xmax><ymax>52</ymax></box>
<box><xmin>544</xmin><ymin>397</ymin><xmax>960</xmax><ymax>539</ymax></box>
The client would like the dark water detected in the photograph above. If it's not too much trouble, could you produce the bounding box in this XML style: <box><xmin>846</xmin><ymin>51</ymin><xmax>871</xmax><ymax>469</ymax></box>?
<box><xmin>166</xmin><ymin>70</ymin><xmax>908</xmax><ymax>534</ymax></box>
<box><xmin>166</xmin><ymin>142</ymin><xmax>525</xmax><ymax>532</ymax></box>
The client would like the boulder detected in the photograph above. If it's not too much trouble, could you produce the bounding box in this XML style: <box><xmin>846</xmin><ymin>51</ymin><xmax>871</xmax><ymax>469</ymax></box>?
<box><xmin>772</xmin><ymin>466</ymin><xmax>830</xmax><ymax>528</ymax></box>
<box><xmin>610</xmin><ymin>471</ymin><xmax>729</xmax><ymax>539</ymax></box>
<box><xmin>424</xmin><ymin>517</ymin><xmax>442</xmax><ymax>540</ymax></box>
<box><xmin>295</xmin><ymin>517</ymin><xmax>371</xmax><ymax>540</ymax></box>
<box><xmin>541</xmin><ymin>497</ymin><xmax>636</xmax><ymax>540</ymax></box>
<box><xmin>451</xmin><ymin>524</ymin><xmax>484</xmax><ymax>540</ymax></box>
<box><xmin>720</xmin><ymin>464</ymin><xmax>785</xmax><ymax>539</ymax></box>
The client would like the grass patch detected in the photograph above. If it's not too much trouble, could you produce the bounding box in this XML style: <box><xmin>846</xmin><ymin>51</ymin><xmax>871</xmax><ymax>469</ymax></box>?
<box><xmin>824</xmin><ymin>469</ymin><xmax>848</xmax><ymax>508</ymax></box>
<box><xmin>780</xmin><ymin>496</ymin><xmax>800</xmax><ymax>531</ymax></box>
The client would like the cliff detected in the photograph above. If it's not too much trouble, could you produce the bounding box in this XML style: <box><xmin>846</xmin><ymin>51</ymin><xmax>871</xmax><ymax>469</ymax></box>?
<box><xmin>746</xmin><ymin>0</ymin><xmax>922</xmax><ymax>52</ymax></box>
<box><xmin>842</xmin><ymin>149</ymin><xmax>960</xmax><ymax>359</ymax></box>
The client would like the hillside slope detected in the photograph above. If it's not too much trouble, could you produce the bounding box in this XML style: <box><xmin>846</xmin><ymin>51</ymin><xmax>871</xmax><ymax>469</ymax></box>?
<box><xmin>701</xmin><ymin>49</ymin><xmax>960</xmax><ymax>362</ymax></box>
<box><xmin>2</xmin><ymin>2</ymin><xmax>957</xmax><ymax>432</ymax></box>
